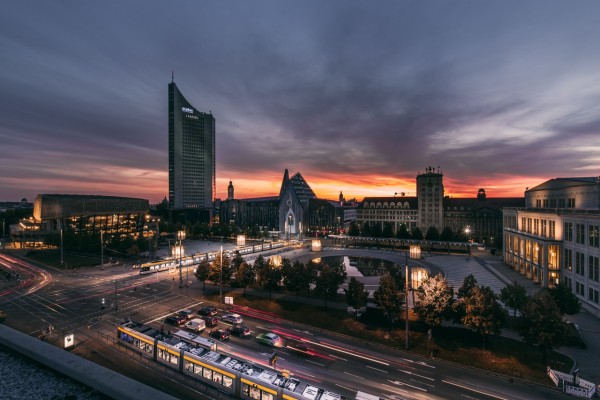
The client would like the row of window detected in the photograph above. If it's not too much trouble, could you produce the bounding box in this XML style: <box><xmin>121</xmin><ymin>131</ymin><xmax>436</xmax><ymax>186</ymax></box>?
<box><xmin>520</xmin><ymin>217</ymin><xmax>556</xmax><ymax>239</ymax></box>
<box><xmin>564</xmin><ymin>223</ymin><xmax>600</xmax><ymax>247</ymax></box>
<box><xmin>535</xmin><ymin>198</ymin><xmax>575</xmax><ymax>208</ymax></box>
<box><xmin>572</xmin><ymin>253</ymin><xmax>600</xmax><ymax>282</ymax></box>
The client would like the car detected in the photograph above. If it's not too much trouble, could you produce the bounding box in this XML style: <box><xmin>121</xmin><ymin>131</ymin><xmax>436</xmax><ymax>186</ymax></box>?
<box><xmin>287</xmin><ymin>340</ymin><xmax>314</xmax><ymax>356</ymax></box>
<box><xmin>164</xmin><ymin>315</ymin><xmax>186</xmax><ymax>326</ymax></box>
<box><xmin>221</xmin><ymin>313</ymin><xmax>243</xmax><ymax>324</ymax></box>
<box><xmin>229</xmin><ymin>325</ymin><xmax>251</xmax><ymax>337</ymax></box>
<box><xmin>198</xmin><ymin>306</ymin><xmax>217</xmax><ymax>316</ymax></box>
<box><xmin>201</xmin><ymin>316</ymin><xmax>219</xmax><ymax>327</ymax></box>
<box><xmin>256</xmin><ymin>332</ymin><xmax>283</xmax><ymax>347</ymax></box>
<box><xmin>209</xmin><ymin>329</ymin><xmax>230</xmax><ymax>341</ymax></box>
<box><xmin>178</xmin><ymin>309</ymin><xmax>194</xmax><ymax>320</ymax></box>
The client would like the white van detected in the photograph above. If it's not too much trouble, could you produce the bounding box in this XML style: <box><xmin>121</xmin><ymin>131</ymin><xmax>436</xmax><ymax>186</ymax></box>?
<box><xmin>184</xmin><ymin>318</ymin><xmax>206</xmax><ymax>333</ymax></box>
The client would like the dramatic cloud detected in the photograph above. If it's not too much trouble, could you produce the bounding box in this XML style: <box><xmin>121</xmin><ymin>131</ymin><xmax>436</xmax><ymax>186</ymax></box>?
<box><xmin>1</xmin><ymin>1</ymin><xmax>599</xmax><ymax>202</ymax></box>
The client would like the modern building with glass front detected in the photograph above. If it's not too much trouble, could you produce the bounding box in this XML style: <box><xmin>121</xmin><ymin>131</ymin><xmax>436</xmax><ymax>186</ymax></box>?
<box><xmin>168</xmin><ymin>79</ymin><xmax>215</xmax><ymax>214</ymax></box>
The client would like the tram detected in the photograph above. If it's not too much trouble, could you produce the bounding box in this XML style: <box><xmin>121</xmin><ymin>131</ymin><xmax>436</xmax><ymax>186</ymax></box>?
<box><xmin>136</xmin><ymin>241</ymin><xmax>287</xmax><ymax>275</ymax></box>
<box><xmin>117</xmin><ymin>321</ymin><xmax>348</xmax><ymax>400</ymax></box>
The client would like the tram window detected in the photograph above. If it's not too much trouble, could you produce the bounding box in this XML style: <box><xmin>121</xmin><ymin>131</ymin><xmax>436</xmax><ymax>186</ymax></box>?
<box><xmin>212</xmin><ymin>373</ymin><xmax>222</xmax><ymax>384</ymax></box>
<box><xmin>203</xmin><ymin>368</ymin><xmax>213</xmax><ymax>380</ymax></box>
<box><xmin>223</xmin><ymin>376</ymin><xmax>233</xmax><ymax>388</ymax></box>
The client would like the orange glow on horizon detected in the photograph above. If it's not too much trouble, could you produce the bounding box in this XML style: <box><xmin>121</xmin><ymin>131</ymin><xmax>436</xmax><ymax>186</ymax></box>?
<box><xmin>216</xmin><ymin>173</ymin><xmax>543</xmax><ymax>202</ymax></box>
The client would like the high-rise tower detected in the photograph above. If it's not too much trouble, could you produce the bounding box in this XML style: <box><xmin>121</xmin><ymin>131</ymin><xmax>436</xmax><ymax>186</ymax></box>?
<box><xmin>168</xmin><ymin>80</ymin><xmax>215</xmax><ymax>210</ymax></box>
<box><xmin>416</xmin><ymin>166</ymin><xmax>444</xmax><ymax>232</ymax></box>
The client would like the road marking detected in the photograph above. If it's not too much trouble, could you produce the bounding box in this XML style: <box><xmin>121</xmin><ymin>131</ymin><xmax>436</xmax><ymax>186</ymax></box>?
<box><xmin>366</xmin><ymin>365</ymin><xmax>388</xmax><ymax>373</ymax></box>
<box><xmin>387</xmin><ymin>380</ymin><xmax>427</xmax><ymax>392</ymax></box>
<box><xmin>343</xmin><ymin>372</ymin><xmax>365</xmax><ymax>380</ymax></box>
<box><xmin>441</xmin><ymin>380</ymin><xmax>508</xmax><ymax>400</ymax></box>
<box><xmin>398</xmin><ymin>369</ymin><xmax>434</xmax><ymax>381</ymax></box>
<box><xmin>306</xmin><ymin>359</ymin><xmax>325</xmax><ymax>367</ymax></box>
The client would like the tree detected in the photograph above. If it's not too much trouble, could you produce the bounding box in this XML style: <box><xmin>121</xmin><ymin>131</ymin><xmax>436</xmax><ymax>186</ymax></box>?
<box><xmin>314</xmin><ymin>260</ymin><xmax>347</xmax><ymax>308</ymax></box>
<box><xmin>256</xmin><ymin>257</ymin><xmax>283</xmax><ymax>300</ymax></box>
<box><xmin>209</xmin><ymin>252</ymin><xmax>232</xmax><ymax>286</ymax></box>
<box><xmin>371</xmin><ymin>223</ymin><xmax>382</xmax><ymax>238</ymax></box>
<box><xmin>345</xmin><ymin>277</ymin><xmax>368</xmax><ymax>318</ymax></box>
<box><xmin>500</xmin><ymin>281</ymin><xmax>528</xmax><ymax>317</ymax></box>
<box><xmin>194</xmin><ymin>259</ymin><xmax>210</xmax><ymax>291</ymax></box>
<box><xmin>382</xmin><ymin>222</ymin><xmax>394</xmax><ymax>239</ymax></box>
<box><xmin>361</xmin><ymin>223</ymin><xmax>371</xmax><ymax>237</ymax></box>
<box><xmin>348</xmin><ymin>222</ymin><xmax>360</xmax><ymax>237</ymax></box>
<box><xmin>373</xmin><ymin>273</ymin><xmax>404</xmax><ymax>329</ymax></box>
<box><xmin>453</xmin><ymin>274</ymin><xmax>478</xmax><ymax>323</ymax></box>
<box><xmin>412</xmin><ymin>227</ymin><xmax>423</xmax><ymax>240</ymax></box>
<box><xmin>547</xmin><ymin>283</ymin><xmax>581</xmax><ymax>315</ymax></box>
<box><xmin>518</xmin><ymin>291</ymin><xmax>569</xmax><ymax>363</ymax></box>
<box><xmin>440</xmin><ymin>227</ymin><xmax>454</xmax><ymax>242</ymax></box>
<box><xmin>282</xmin><ymin>260</ymin><xmax>316</xmax><ymax>302</ymax></box>
<box><xmin>396</xmin><ymin>224</ymin><xmax>410</xmax><ymax>239</ymax></box>
<box><xmin>461</xmin><ymin>285</ymin><xmax>507</xmax><ymax>348</ymax></box>
<box><xmin>425</xmin><ymin>226</ymin><xmax>440</xmax><ymax>241</ymax></box>
<box><xmin>414</xmin><ymin>274</ymin><xmax>454</xmax><ymax>328</ymax></box>
<box><xmin>235</xmin><ymin>261</ymin><xmax>255</xmax><ymax>296</ymax></box>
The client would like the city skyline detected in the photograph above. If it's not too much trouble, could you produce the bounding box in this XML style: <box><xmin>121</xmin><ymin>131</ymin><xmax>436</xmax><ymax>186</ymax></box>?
<box><xmin>1</xmin><ymin>1</ymin><xmax>600</xmax><ymax>203</ymax></box>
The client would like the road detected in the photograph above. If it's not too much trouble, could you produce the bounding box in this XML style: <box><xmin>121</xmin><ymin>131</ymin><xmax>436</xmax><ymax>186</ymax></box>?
<box><xmin>0</xmin><ymin>248</ymin><xmax>570</xmax><ymax>400</ymax></box>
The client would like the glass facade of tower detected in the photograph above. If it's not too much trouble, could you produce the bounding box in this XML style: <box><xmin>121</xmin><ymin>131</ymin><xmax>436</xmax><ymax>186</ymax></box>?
<box><xmin>168</xmin><ymin>82</ymin><xmax>215</xmax><ymax>210</ymax></box>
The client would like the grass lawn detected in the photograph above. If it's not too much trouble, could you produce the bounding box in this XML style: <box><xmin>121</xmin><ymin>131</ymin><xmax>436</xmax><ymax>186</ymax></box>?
<box><xmin>209</xmin><ymin>290</ymin><xmax>571</xmax><ymax>386</ymax></box>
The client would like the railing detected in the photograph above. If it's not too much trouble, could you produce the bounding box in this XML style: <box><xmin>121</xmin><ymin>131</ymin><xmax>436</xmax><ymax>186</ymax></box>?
<box><xmin>547</xmin><ymin>367</ymin><xmax>596</xmax><ymax>399</ymax></box>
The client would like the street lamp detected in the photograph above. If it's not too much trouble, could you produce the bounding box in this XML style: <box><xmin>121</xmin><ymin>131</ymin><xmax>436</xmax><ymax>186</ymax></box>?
<box><xmin>100</xmin><ymin>230</ymin><xmax>104</xmax><ymax>270</ymax></box>
<box><xmin>219</xmin><ymin>245</ymin><xmax>223</xmax><ymax>303</ymax></box>
<box><xmin>60</xmin><ymin>228</ymin><xmax>64</xmax><ymax>266</ymax></box>
<box><xmin>405</xmin><ymin>244</ymin><xmax>421</xmax><ymax>350</ymax></box>
<box><xmin>177</xmin><ymin>230</ymin><xmax>186</xmax><ymax>289</ymax></box>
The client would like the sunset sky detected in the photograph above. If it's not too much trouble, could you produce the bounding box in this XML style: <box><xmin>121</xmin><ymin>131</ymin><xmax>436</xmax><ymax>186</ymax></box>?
<box><xmin>1</xmin><ymin>1</ymin><xmax>600</xmax><ymax>203</ymax></box>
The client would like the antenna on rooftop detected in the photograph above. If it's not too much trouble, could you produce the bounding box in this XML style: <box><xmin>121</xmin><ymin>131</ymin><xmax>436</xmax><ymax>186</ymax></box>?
<box><xmin>171</xmin><ymin>69</ymin><xmax>174</xmax><ymax>83</ymax></box>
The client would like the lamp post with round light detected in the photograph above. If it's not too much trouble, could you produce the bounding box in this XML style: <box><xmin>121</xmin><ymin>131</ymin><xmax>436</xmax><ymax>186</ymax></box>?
<box><xmin>177</xmin><ymin>230</ymin><xmax>186</xmax><ymax>289</ymax></box>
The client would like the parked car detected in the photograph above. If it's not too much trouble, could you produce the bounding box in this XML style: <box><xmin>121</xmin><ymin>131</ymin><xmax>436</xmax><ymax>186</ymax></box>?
<box><xmin>229</xmin><ymin>325</ymin><xmax>251</xmax><ymax>337</ymax></box>
<box><xmin>202</xmin><ymin>316</ymin><xmax>219</xmax><ymax>327</ymax></box>
<box><xmin>256</xmin><ymin>332</ymin><xmax>283</xmax><ymax>347</ymax></box>
<box><xmin>164</xmin><ymin>315</ymin><xmax>186</xmax><ymax>326</ymax></box>
<box><xmin>209</xmin><ymin>329</ymin><xmax>230</xmax><ymax>341</ymax></box>
<box><xmin>178</xmin><ymin>309</ymin><xmax>194</xmax><ymax>320</ymax></box>
<box><xmin>221</xmin><ymin>313</ymin><xmax>243</xmax><ymax>324</ymax></box>
<box><xmin>198</xmin><ymin>306</ymin><xmax>217</xmax><ymax>316</ymax></box>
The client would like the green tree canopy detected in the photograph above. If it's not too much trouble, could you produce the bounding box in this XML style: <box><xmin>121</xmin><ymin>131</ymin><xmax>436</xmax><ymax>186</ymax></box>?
<box><xmin>348</xmin><ymin>222</ymin><xmax>360</xmax><ymax>237</ymax></box>
<box><xmin>547</xmin><ymin>283</ymin><xmax>581</xmax><ymax>315</ymax></box>
<box><xmin>345</xmin><ymin>277</ymin><xmax>368</xmax><ymax>318</ymax></box>
<box><xmin>373</xmin><ymin>273</ymin><xmax>404</xmax><ymax>329</ymax></box>
<box><xmin>361</xmin><ymin>223</ymin><xmax>371</xmax><ymax>237</ymax></box>
<box><xmin>415</xmin><ymin>274</ymin><xmax>454</xmax><ymax>328</ymax></box>
<box><xmin>282</xmin><ymin>260</ymin><xmax>317</xmax><ymax>302</ymax></box>
<box><xmin>518</xmin><ymin>291</ymin><xmax>569</xmax><ymax>363</ymax></box>
<box><xmin>500</xmin><ymin>281</ymin><xmax>528</xmax><ymax>317</ymax></box>
<box><xmin>383</xmin><ymin>222</ymin><xmax>394</xmax><ymax>239</ymax></box>
<box><xmin>234</xmin><ymin>261</ymin><xmax>255</xmax><ymax>296</ymax></box>
<box><xmin>461</xmin><ymin>285</ymin><xmax>507</xmax><ymax>347</ymax></box>
<box><xmin>412</xmin><ymin>227</ymin><xmax>423</xmax><ymax>240</ymax></box>
<box><xmin>194</xmin><ymin>258</ymin><xmax>211</xmax><ymax>291</ymax></box>
<box><xmin>314</xmin><ymin>260</ymin><xmax>347</xmax><ymax>308</ymax></box>
<box><xmin>440</xmin><ymin>227</ymin><xmax>454</xmax><ymax>241</ymax></box>
<box><xmin>396</xmin><ymin>224</ymin><xmax>410</xmax><ymax>239</ymax></box>
<box><xmin>425</xmin><ymin>226</ymin><xmax>440</xmax><ymax>241</ymax></box>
